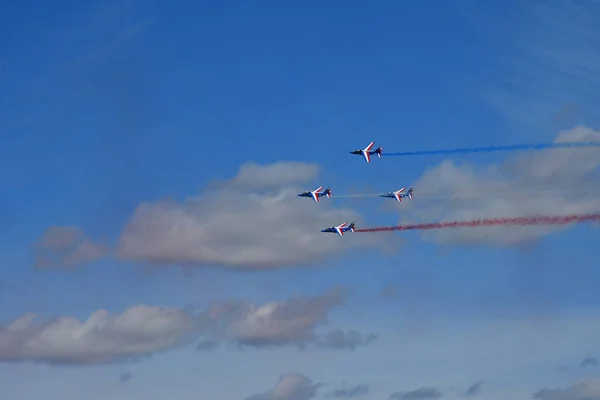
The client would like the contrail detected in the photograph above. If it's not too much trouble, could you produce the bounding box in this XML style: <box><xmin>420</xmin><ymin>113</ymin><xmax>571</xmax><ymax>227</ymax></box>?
<box><xmin>329</xmin><ymin>194</ymin><xmax>383</xmax><ymax>198</ymax></box>
<box><xmin>354</xmin><ymin>213</ymin><xmax>600</xmax><ymax>233</ymax></box>
<box><xmin>300</xmin><ymin>188</ymin><xmax>600</xmax><ymax>200</ymax></box>
<box><xmin>401</xmin><ymin>189</ymin><xmax>600</xmax><ymax>200</ymax></box>
<box><xmin>383</xmin><ymin>141</ymin><xmax>600</xmax><ymax>157</ymax></box>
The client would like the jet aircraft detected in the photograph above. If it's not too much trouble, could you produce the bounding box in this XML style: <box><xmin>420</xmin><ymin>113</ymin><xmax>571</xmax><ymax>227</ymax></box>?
<box><xmin>380</xmin><ymin>187</ymin><xmax>413</xmax><ymax>202</ymax></box>
<box><xmin>350</xmin><ymin>141</ymin><xmax>383</xmax><ymax>163</ymax></box>
<box><xmin>321</xmin><ymin>222</ymin><xmax>356</xmax><ymax>236</ymax></box>
<box><xmin>298</xmin><ymin>186</ymin><xmax>331</xmax><ymax>202</ymax></box>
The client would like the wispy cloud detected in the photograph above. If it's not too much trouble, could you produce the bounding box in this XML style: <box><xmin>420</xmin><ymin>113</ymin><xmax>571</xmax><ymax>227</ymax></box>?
<box><xmin>0</xmin><ymin>2</ymin><xmax>153</xmax><ymax>136</ymax></box>
<box><xmin>466</xmin><ymin>0</ymin><xmax>600</xmax><ymax>130</ymax></box>
<box><xmin>389</xmin><ymin>387</ymin><xmax>442</xmax><ymax>400</ymax></box>
<box><xmin>533</xmin><ymin>378</ymin><xmax>600</xmax><ymax>400</ymax></box>
<box><xmin>246</xmin><ymin>373</ymin><xmax>322</xmax><ymax>400</ymax></box>
<box><xmin>33</xmin><ymin>226</ymin><xmax>107</xmax><ymax>269</ymax></box>
<box><xmin>466</xmin><ymin>381</ymin><xmax>484</xmax><ymax>396</ymax></box>
<box><xmin>328</xmin><ymin>383</ymin><xmax>369</xmax><ymax>398</ymax></box>
<box><xmin>119</xmin><ymin>371</ymin><xmax>133</xmax><ymax>383</ymax></box>
<box><xmin>580</xmin><ymin>357</ymin><xmax>598</xmax><ymax>368</ymax></box>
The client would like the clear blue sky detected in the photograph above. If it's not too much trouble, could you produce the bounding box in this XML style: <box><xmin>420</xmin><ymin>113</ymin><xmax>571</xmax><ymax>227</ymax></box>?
<box><xmin>1</xmin><ymin>1</ymin><xmax>600</xmax><ymax>399</ymax></box>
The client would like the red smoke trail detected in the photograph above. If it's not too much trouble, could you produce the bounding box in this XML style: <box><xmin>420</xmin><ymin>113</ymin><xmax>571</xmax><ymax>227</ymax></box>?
<box><xmin>354</xmin><ymin>213</ymin><xmax>600</xmax><ymax>233</ymax></box>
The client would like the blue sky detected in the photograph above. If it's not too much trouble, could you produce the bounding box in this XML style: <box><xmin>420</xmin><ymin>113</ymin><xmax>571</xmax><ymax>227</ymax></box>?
<box><xmin>1</xmin><ymin>1</ymin><xmax>600</xmax><ymax>399</ymax></box>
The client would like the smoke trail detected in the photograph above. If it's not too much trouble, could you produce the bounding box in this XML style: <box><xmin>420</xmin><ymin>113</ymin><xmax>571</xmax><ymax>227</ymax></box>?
<box><xmin>354</xmin><ymin>213</ymin><xmax>600</xmax><ymax>233</ymax></box>
<box><xmin>330</xmin><ymin>194</ymin><xmax>383</xmax><ymax>198</ymax></box>
<box><xmin>303</xmin><ymin>188</ymin><xmax>600</xmax><ymax>200</ymax></box>
<box><xmin>384</xmin><ymin>142</ymin><xmax>600</xmax><ymax>157</ymax></box>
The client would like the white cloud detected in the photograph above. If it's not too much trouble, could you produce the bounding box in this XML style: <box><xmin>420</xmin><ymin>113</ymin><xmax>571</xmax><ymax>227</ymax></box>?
<box><xmin>117</xmin><ymin>161</ymin><xmax>393</xmax><ymax>269</ymax></box>
<box><xmin>0</xmin><ymin>289</ymin><xmax>375</xmax><ymax>365</ymax></box>
<box><xmin>0</xmin><ymin>305</ymin><xmax>195</xmax><ymax>364</ymax></box>
<box><xmin>398</xmin><ymin>126</ymin><xmax>600</xmax><ymax>246</ymax></box>
<box><xmin>225</xmin><ymin>161</ymin><xmax>321</xmax><ymax>189</ymax></box>
<box><xmin>198</xmin><ymin>288</ymin><xmax>346</xmax><ymax>348</ymax></box>
<box><xmin>196</xmin><ymin>288</ymin><xmax>376</xmax><ymax>350</ymax></box>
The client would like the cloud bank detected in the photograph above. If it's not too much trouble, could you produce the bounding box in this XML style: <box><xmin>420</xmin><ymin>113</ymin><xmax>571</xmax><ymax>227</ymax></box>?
<box><xmin>117</xmin><ymin>161</ymin><xmax>392</xmax><ymax>269</ymax></box>
<box><xmin>0</xmin><ymin>288</ymin><xmax>375</xmax><ymax>365</ymax></box>
<box><xmin>0</xmin><ymin>305</ymin><xmax>195</xmax><ymax>364</ymax></box>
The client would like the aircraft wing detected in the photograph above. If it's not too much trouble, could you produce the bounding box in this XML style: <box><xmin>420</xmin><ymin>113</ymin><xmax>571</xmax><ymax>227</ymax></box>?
<box><xmin>363</xmin><ymin>151</ymin><xmax>371</xmax><ymax>163</ymax></box>
<box><xmin>311</xmin><ymin>186</ymin><xmax>324</xmax><ymax>202</ymax></box>
<box><xmin>335</xmin><ymin>222</ymin><xmax>347</xmax><ymax>236</ymax></box>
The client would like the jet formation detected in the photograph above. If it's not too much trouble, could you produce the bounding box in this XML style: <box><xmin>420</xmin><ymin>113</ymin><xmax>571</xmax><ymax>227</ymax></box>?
<box><xmin>297</xmin><ymin>142</ymin><xmax>414</xmax><ymax>235</ymax></box>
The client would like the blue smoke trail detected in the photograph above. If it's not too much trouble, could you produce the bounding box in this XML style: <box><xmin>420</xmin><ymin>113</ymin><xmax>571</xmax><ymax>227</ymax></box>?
<box><xmin>384</xmin><ymin>142</ymin><xmax>600</xmax><ymax>157</ymax></box>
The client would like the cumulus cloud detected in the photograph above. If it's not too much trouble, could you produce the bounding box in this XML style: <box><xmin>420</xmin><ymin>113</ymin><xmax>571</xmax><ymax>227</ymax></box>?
<box><xmin>398</xmin><ymin>126</ymin><xmax>600</xmax><ymax>246</ymax></box>
<box><xmin>117</xmin><ymin>161</ymin><xmax>393</xmax><ymax>269</ymax></box>
<box><xmin>246</xmin><ymin>373</ymin><xmax>322</xmax><ymax>400</ymax></box>
<box><xmin>204</xmin><ymin>290</ymin><xmax>342</xmax><ymax>347</ymax></box>
<box><xmin>328</xmin><ymin>383</ymin><xmax>369</xmax><ymax>398</ymax></box>
<box><xmin>389</xmin><ymin>387</ymin><xmax>443</xmax><ymax>400</ymax></box>
<box><xmin>0</xmin><ymin>288</ymin><xmax>374</xmax><ymax>365</ymax></box>
<box><xmin>34</xmin><ymin>226</ymin><xmax>107</xmax><ymax>269</ymax></box>
<box><xmin>0</xmin><ymin>305</ymin><xmax>196</xmax><ymax>364</ymax></box>
<box><xmin>533</xmin><ymin>378</ymin><xmax>600</xmax><ymax>400</ymax></box>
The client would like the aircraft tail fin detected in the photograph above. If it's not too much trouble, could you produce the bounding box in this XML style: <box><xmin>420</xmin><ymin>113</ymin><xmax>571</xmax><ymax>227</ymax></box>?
<box><xmin>375</xmin><ymin>147</ymin><xmax>383</xmax><ymax>157</ymax></box>
<box><xmin>324</xmin><ymin>187</ymin><xmax>331</xmax><ymax>198</ymax></box>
